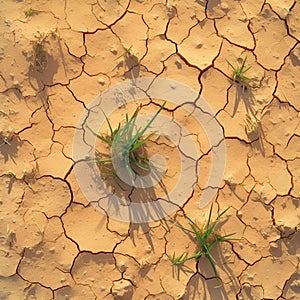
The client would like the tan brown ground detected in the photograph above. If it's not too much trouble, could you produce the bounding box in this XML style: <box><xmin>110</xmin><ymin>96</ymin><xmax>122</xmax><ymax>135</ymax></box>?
<box><xmin>0</xmin><ymin>0</ymin><xmax>300</xmax><ymax>299</ymax></box>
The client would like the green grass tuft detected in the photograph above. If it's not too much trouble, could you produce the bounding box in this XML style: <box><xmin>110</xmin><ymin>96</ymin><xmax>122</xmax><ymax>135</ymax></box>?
<box><xmin>114</xmin><ymin>45</ymin><xmax>133</xmax><ymax>61</ymax></box>
<box><xmin>4</xmin><ymin>172</ymin><xmax>15</xmax><ymax>178</ymax></box>
<box><xmin>169</xmin><ymin>204</ymin><xmax>241</xmax><ymax>285</ymax></box>
<box><xmin>87</xmin><ymin>101</ymin><xmax>166</xmax><ymax>184</ymax></box>
<box><xmin>24</xmin><ymin>8</ymin><xmax>38</xmax><ymax>17</ymax></box>
<box><xmin>226</xmin><ymin>56</ymin><xmax>252</xmax><ymax>85</ymax></box>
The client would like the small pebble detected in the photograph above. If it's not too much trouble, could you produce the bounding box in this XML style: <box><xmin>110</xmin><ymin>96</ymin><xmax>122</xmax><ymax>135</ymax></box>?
<box><xmin>5</xmin><ymin>19</ymin><xmax>12</xmax><ymax>26</ymax></box>
<box><xmin>169</xmin><ymin>82</ymin><xmax>177</xmax><ymax>89</ymax></box>
<box><xmin>98</xmin><ymin>77</ymin><xmax>105</xmax><ymax>85</ymax></box>
<box><xmin>270</xmin><ymin>242</ymin><xmax>278</xmax><ymax>249</ymax></box>
<box><xmin>221</xmin><ymin>3</ymin><xmax>228</xmax><ymax>10</ymax></box>
<box><xmin>118</xmin><ymin>261</ymin><xmax>127</xmax><ymax>272</ymax></box>
<box><xmin>110</xmin><ymin>47</ymin><xmax>117</xmax><ymax>55</ymax></box>
<box><xmin>49</xmin><ymin>247</ymin><xmax>55</xmax><ymax>253</ymax></box>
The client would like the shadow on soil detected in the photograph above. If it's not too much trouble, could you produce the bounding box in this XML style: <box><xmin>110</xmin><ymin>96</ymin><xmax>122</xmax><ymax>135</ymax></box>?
<box><xmin>171</xmin><ymin>218</ymin><xmax>240</xmax><ymax>300</ymax></box>
<box><xmin>231</xmin><ymin>82</ymin><xmax>266</xmax><ymax>156</ymax></box>
<box><xmin>85</xmin><ymin>154</ymin><xmax>175</xmax><ymax>237</ymax></box>
<box><xmin>27</xmin><ymin>33</ymin><xmax>64</xmax><ymax>110</ymax></box>
<box><xmin>0</xmin><ymin>132</ymin><xmax>22</xmax><ymax>164</ymax></box>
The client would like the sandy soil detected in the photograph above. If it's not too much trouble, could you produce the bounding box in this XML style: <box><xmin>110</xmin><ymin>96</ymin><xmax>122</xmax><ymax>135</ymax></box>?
<box><xmin>0</xmin><ymin>0</ymin><xmax>300</xmax><ymax>299</ymax></box>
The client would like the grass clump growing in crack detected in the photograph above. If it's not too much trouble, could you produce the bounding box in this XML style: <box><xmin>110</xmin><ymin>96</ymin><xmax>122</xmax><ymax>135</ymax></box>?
<box><xmin>24</xmin><ymin>8</ymin><xmax>38</xmax><ymax>17</ymax></box>
<box><xmin>114</xmin><ymin>45</ymin><xmax>133</xmax><ymax>61</ymax></box>
<box><xmin>0</xmin><ymin>136</ymin><xmax>11</xmax><ymax>147</ymax></box>
<box><xmin>30</xmin><ymin>29</ymin><xmax>59</xmax><ymax>73</ymax></box>
<box><xmin>112</xmin><ymin>45</ymin><xmax>134</xmax><ymax>72</ymax></box>
<box><xmin>226</xmin><ymin>56</ymin><xmax>251</xmax><ymax>86</ymax></box>
<box><xmin>169</xmin><ymin>204</ymin><xmax>240</xmax><ymax>284</ymax></box>
<box><xmin>86</xmin><ymin>101</ymin><xmax>166</xmax><ymax>184</ymax></box>
<box><xmin>4</xmin><ymin>172</ymin><xmax>15</xmax><ymax>178</ymax></box>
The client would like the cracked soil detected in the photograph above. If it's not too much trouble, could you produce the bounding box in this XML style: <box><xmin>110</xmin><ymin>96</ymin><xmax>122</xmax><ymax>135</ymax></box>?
<box><xmin>0</xmin><ymin>0</ymin><xmax>300</xmax><ymax>299</ymax></box>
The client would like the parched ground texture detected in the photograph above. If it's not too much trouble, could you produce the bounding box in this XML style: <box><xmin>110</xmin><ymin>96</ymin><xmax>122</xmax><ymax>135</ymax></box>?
<box><xmin>0</xmin><ymin>0</ymin><xmax>300</xmax><ymax>299</ymax></box>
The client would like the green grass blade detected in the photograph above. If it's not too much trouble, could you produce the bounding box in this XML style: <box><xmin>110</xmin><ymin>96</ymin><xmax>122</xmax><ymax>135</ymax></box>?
<box><xmin>177</xmin><ymin>252</ymin><xmax>188</xmax><ymax>263</ymax></box>
<box><xmin>186</xmin><ymin>217</ymin><xmax>210</xmax><ymax>253</ymax></box>
<box><xmin>242</xmin><ymin>66</ymin><xmax>251</xmax><ymax>73</ymax></box>
<box><xmin>131</xmin><ymin>132</ymin><xmax>156</xmax><ymax>151</ymax></box>
<box><xmin>226</xmin><ymin>59</ymin><xmax>236</xmax><ymax>71</ymax></box>
<box><xmin>206</xmin><ymin>203</ymin><xmax>213</xmax><ymax>230</ymax></box>
<box><xmin>189</xmin><ymin>250</ymin><xmax>204</xmax><ymax>260</ymax></box>
<box><xmin>114</xmin><ymin>45</ymin><xmax>133</xmax><ymax>61</ymax></box>
<box><xmin>141</xmin><ymin>132</ymin><xmax>156</xmax><ymax>143</ymax></box>
<box><xmin>113</xmin><ymin>123</ymin><xmax>121</xmax><ymax>140</ymax></box>
<box><xmin>203</xmin><ymin>224</ymin><xmax>216</xmax><ymax>240</ymax></box>
<box><xmin>129</xmin><ymin>155</ymin><xmax>150</xmax><ymax>171</ymax></box>
<box><xmin>185</xmin><ymin>215</ymin><xmax>196</xmax><ymax>225</ymax></box>
<box><xmin>127</xmin><ymin>110</ymin><xmax>138</xmax><ymax>141</ymax></box>
<box><xmin>240</xmin><ymin>56</ymin><xmax>247</xmax><ymax>70</ymax></box>
<box><xmin>215</xmin><ymin>233</ymin><xmax>241</xmax><ymax>242</ymax></box>
<box><xmin>169</xmin><ymin>252</ymin><xmax>189</xmax><ymax>265</ymax></box>
<box><xmin>187</xmin><ymin>206</ymin><xmax>230</xmax><ymax>242</ymax></box>
<box><xmin>216</xmin><ymin>207</ymin><xmax>231</xmax><ymax>221</ymax></box>
<box><xmin>129</xmin><ymin>102</ymin><xmax>165</xmax><ymax>149</ymax></box>
<box><xmin>101</xmin><ymin>109</ymin><xmax>114</xmax><ymax>137</ymax></box>
<box><xmin>86</xmin><ymin>124</ymin><xmax>112</xmax><ymax>145</ymax></box>
<box><xmin>206</xmin><ymin>252</ymin><xmax>220</xmax><ymax>280</ymax></box>
<box><xmin>204</xmin><ymin>206</ymin><xmax>231</xmax><ymax>240</ymax></box>
<box><xmin>137</xmin><ymin>101</ymin><xmax>166</xmax><ymax>139</ymax></box>
<box><xmin>176</xmin><ymin>222</ymin><xmax>195</xmax><ymax>234</ymax></box>
<box><xmin>240</xmin><ymin>75</ymin><xmax>251</xmax><ymax>82</ymax></box>
<box><xmin>211</xmin><ymin>235</ymin><xmax>233</xmax><ymax>244</ymax></box>
<box><xmin>223</xmin><ymin>232</ymin><xmax>238</xmax><ymax>237</ymax></box>
<box><xmin>218</xmin><ymin>232</ymin><xmax>237</xmax><ymax>239</ymax></box>
<box><xmin>90</xmin><ymin>158</ymin><xmax>112</xmax><ymax>164</ymax></box>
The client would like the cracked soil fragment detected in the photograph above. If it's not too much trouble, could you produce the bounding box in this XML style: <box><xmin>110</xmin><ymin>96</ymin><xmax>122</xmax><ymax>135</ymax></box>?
<box><xmin>0</xmin><ymin>0</ymin><xmax>300</xmax><ymax>299</ymax></box>
<box><xmin>250</xmin><ymin>4</ymin><xmax>297</xmax><ymax>70</ymax></box>
<box><xmin>178</xmin><ymin>19</ymin><xmax>222</xmax><ymax>69</ymax></box>
<box><xmin>18</xmin><ymin>217</ymin><xmax>78</xmax><ymax>289</ymax></box>
<box><xmin>215</xmin><ymin>0</ymin><xmax>255</xmax><ymax>49</ymax></box>
<box><xmin>240</xmin><ymin>256</ymin><xmax>296</xmax><ymax>299</ymax></box>
<box><xmin>71</xmin><ymin>252</ymin><xmax>120</xmax><ymax>299</ymax></box>
<box><xmin>62</xmin><ymin>203</ymin><xmax>123</xmax><ymax>252</ymax></box>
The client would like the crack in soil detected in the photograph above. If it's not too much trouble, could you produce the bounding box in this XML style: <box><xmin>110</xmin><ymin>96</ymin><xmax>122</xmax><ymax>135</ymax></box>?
<box><xmin>0</xmin><ymin>0</ymin><xmax>299</xmax><ymax>299</ymax></box>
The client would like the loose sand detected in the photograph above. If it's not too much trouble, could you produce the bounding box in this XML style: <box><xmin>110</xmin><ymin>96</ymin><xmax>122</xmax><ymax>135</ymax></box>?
<box><xmin>0</xmin><ymin>0</ymin><xmax>299</xmax><ymax>299</ymax></box>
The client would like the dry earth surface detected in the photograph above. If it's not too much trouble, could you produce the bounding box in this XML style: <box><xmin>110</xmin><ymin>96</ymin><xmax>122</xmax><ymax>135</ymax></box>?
<box><xmin>0</xmin><ymin>0</ymin><xmax>300</xmax><ymax>299</ymax></box>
